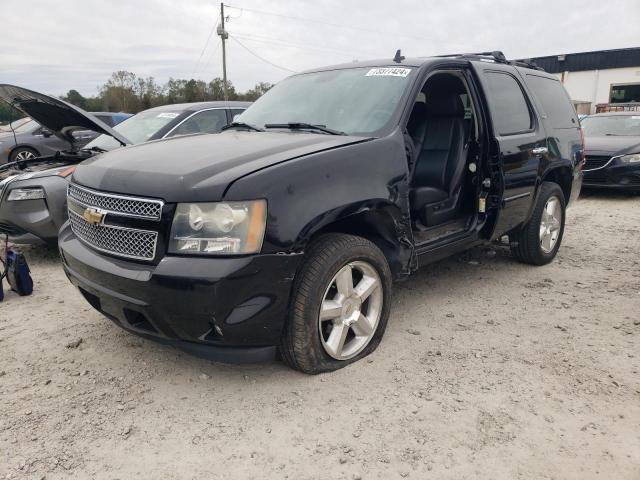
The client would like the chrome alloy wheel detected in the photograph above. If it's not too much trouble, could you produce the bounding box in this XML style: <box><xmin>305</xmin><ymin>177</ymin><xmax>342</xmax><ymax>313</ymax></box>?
<box><xmin>15</xmin><ymin>150</ymin><xmax>36</xmax><ymax>161</ymax></box>
<box><xmin>539</xmin><ymin>196</ymin><xmax>562</xmax><ymax>253</ymax></box>
<box><xmin>318</xmin><ymin>260</ymin><xmax>383</xmax><ymax>360</ymax></box>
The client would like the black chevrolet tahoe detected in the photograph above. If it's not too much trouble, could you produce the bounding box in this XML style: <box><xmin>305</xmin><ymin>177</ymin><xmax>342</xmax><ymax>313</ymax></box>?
<box><xmin>59</xmin><ymin>51</ymin><xmax>583</xmax><ymax>373</ymax></box>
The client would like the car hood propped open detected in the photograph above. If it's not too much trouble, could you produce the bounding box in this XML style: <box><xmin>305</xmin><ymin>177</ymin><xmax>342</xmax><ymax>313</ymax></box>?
<box><xmin>0</xmin><ymin>84</ymin><xmax>131</xmax><ymax>147</ymax></box>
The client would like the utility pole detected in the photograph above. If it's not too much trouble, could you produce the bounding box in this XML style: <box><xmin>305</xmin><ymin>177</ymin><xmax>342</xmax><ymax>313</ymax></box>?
<box><xmin>217</xmin><ymin>2</ymin><xmax>229</xmax><ymax>101</ymax></box>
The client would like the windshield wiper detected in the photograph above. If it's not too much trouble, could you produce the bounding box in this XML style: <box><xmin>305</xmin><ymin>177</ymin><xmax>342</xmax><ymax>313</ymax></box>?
<box><xmin>82</xmin><ymin>146</ymin><xmax>108</xmax><ymax>153</ymax></box>
<box><xmin>264</xmin><ymin>123</ymin><xmax>346</xmax><ymax>135</ymax></box>
<box><xmin>222</xmin><ymin>122</ymin><xmax>264</xmax><ymax>132</ymax></box>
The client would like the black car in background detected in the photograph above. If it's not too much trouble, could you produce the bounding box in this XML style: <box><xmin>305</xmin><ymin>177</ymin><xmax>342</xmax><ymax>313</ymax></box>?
<box><xmin>59</xmin><ymin>52</ymin><xmax>583</xmax><ymax>373</ymax></box>
<box><xmin>0</xmin><ymin>84</ymin><xmax>250</xmax><ymax>244</ymax></box>
<box><xmin>581</xmin><ymin>112</ymin><xmax>640</xmax><ymax>191</ymax></box>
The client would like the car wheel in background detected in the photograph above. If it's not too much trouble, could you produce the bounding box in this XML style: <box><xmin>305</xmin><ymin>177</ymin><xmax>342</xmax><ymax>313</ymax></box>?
<box><xmin>280</xmin><ymin>233</ymin><xmax>392</xmax><ymax>374</ymax></box>
<box><xmin>510</xmin><ymin>181</ymin><xmax>566</xmax><ymax>266</ymax></box>
<box><xmin>9</xmin><ymin>147</ymin><xmax>39</xmax><ymax>162</ymax></box>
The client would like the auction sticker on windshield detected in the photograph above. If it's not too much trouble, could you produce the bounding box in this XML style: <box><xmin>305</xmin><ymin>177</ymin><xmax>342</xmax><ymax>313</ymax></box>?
<box><xmin>365</xmin><ymin>67</ymin><xmax>412</xmax><ymax>77</ymax></box>
<box><xmin>157</xmin><ymin>113</ymin><xmax>179</xmax><ymax>119</ymax></box>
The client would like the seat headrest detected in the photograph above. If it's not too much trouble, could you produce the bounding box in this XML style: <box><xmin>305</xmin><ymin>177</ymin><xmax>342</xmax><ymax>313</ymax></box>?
<box><xmin>426</xmin><ymin>94</ymin><xmax>464</xmax><ymax>117</ymax></box>
<box><xmin>407</xmin><ymin>102</ymin><xmax>428</xmax><ymax>131</ymax></box>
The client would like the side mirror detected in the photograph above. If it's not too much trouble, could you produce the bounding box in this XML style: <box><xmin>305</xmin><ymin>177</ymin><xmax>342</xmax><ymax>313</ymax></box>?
<box><xmin>41</xmin><ymin>128</ymin><xmax>53</xmax><ymax>138</ymax></box>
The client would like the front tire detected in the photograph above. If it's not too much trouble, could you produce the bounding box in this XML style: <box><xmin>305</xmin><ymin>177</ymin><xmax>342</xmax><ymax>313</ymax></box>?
<box><xmin>510</xmin><ymin>182</ymin><xmax>566</xmax><ymax>265</ymax></box>
<box><xmin>280</xmin><ymin>234</ymin><xmax>392</xmax><ymax>374</ymax></box>
<box><xmin>10</xmin><ymin>147</ymin><xmax>39</xmax><ymax>162</ymax></box>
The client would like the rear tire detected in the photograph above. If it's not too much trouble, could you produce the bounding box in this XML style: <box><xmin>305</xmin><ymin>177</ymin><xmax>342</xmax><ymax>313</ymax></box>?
<box><xmin>9</xmin><ymin>147</ymin><xmax>39</xmax><ymax>162</ymax></box>
<box><xmin>510</xmin><ymin>182</ymin><xmax>566</xmax><ymax>265</ymax></box>
<box><xmin>280</xmin><ymin>233</ymin><xmax>392</xmax><ymax>374</ymax></box>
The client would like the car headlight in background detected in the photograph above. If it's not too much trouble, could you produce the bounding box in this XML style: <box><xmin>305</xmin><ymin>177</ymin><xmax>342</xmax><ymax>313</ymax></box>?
<box><xmin>169</xmin><ymin>200</ymin><xmax>267</xmax><ymax>255</ymax></box>
<box><xmin>619</xmin><ymin>153</ymin><xmax>640</xmax><ymax>164</ymax></box>
<box><xmin>7</xmin><ymin>187</ymin><xmax>46</xmax><ymax>201</ymax></box>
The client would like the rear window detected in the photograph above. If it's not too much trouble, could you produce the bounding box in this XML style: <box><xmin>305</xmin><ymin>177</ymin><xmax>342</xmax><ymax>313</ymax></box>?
<box><xmin>484</xmin><ymin>72</ymin><xmax>533</xmax><ymax>135</ymax></box>
<box><xmin>525</xmin><ymin>74</ymin><xmax>578</xmax><ymax>129</ymax></box>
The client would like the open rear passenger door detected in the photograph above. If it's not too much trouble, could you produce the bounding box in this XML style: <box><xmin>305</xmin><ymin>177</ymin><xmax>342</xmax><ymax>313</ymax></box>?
<box><xmin>469</xmin><ymin>62</ymin><xmax>549</xmax><ymax>239</ymax></box>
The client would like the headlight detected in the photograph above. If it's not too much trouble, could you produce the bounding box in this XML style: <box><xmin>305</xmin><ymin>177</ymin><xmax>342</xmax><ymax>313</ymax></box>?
<box><xmin>619</xmin><ymin>153</ymin><xmax>640</xmax><ymax>164</ymax></box>
<box><xmin>7</xmin><ymin>187</ymin><xmax>46</xmax><ymax>201</ymax></box>
<box><xmin>169</xmin><ymin>200</ymin><xmax>266</xmax><ymax>255</ymax></box>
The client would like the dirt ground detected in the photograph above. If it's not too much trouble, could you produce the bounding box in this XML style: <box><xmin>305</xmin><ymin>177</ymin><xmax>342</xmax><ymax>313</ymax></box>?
<box><xmin>1</xmin><ymin>191</ymin><xmax>639</xmax><ymax>480</ymax></box>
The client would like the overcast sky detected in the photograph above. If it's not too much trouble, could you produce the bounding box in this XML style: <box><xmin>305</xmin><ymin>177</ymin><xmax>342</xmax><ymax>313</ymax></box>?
<box><xmin>2</xmin><ymin>0</ymin><xmax>639</xmax><ymax>97</ymax></box>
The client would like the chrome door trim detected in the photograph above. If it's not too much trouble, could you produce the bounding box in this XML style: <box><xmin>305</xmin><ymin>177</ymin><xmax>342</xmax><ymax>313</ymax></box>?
<box><xmin>161</xmin><ymin>107</ymin><xmax>230</xmax><ymax>139</ymax></box>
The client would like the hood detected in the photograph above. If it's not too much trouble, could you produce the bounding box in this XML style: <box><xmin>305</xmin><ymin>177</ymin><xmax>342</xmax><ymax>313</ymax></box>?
<box><xmin>0</xmin><ymin>161</ymin><xmax>75</xmax><ymax>182</ymax></box>
<box><xmin>584</xmin><ymin>135</ymin><xmax>640</xmax><ymax>156</ymax></box>
<box><xmin>73</xmin><ymin>130</ymin><xmax>370</xmax><ymax>202</ymax></box>
<box><xmin>0</xmin><ymin>84</ymin><xmax>131</xmax><ymax>147</ymax></box>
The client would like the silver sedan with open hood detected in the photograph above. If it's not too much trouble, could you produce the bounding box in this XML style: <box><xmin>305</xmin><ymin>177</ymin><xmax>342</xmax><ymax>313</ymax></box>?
<box><xmin>0</xmin><ymin>84</ymin><xmax>131</xmax><ymax>244</ymax></box>
<box><xmin>0</xmin><ymin>84</ymin><xmax>249</xmax><ymax>244</ymax></box>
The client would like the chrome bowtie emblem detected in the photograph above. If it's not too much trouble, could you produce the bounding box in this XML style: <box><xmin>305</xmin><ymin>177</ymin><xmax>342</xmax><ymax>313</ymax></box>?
<box><xmin>83</xmin><ymin>207</ymin><xmax>106</xmax><ymax>225</ymax></box>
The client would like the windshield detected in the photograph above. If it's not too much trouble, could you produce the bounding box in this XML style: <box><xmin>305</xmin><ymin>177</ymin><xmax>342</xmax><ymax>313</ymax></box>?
<box><xmin>581</xmin><ymin>115</ymin><xmax>640</xmax><ymax>136</ymax></box>
<box><xmin>238</xmin><ymin>66</ymin><xmax>415</xmax><ymax>136</ymax></box>
<box><xmin>12</xmin><ymin>119</ymin><xmax>39</xmax><ymax>133</ymax></box>
<box><xmin>1</xmin><ymin>117</ymin><xmax>32</xmax><ymax>131</ymax></box>
<box><xmin>86</xmin><ymin>110</ymin><xmax>182</xmax><ymax>150</ymax></box>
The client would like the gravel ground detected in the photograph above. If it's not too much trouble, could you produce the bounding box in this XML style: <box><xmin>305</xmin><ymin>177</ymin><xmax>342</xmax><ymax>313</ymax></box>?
<box><xmin>1</xmin><ymin>191</ymin><xmax>639</xmax><ymax>480</ymax></box>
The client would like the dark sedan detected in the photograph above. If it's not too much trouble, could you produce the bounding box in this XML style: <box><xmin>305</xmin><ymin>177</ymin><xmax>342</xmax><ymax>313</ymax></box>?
<box><xmin>581</xmin><ymin>112</ymin><xmax>640</xmax><ymax>191</ymax></box>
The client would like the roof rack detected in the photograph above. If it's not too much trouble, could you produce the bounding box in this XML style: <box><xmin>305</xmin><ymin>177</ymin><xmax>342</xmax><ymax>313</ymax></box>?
<box><xmin>435</xmin><ymin>51</ymin><xmax>544</xmax><ymax>71</ymax></box>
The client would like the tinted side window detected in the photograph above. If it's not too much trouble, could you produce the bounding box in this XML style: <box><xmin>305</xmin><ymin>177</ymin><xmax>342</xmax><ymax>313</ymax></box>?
<box><xmin>525</xmin><ymin>74</ymin><xmax>578</xmax><ymax>129</ymax></box>
<box><xmin>231</xmin><ymin>108</ymin><xmax>245</xmax><ymax>121</ymax></box>
<box><xmin>167</xmin><ymin>109</ymin><xmax>228</xmax><ymax>137</ymax></box>
<box><xmin>484</xmin><ymin>72</ymin><xmax>533</xmax><ymax>135</ymax></box>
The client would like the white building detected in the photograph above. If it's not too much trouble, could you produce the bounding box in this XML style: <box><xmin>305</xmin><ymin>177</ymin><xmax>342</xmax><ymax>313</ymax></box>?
<box><xmin>528</xmin><ymin>48</ymin><xmax>640</xmax><ymax>114</ymax></box>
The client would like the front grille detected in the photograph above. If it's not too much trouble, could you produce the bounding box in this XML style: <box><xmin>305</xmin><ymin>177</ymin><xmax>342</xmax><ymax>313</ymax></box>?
<box><xmin>69</xmin><ymin>210</ymin><xmax>158</xmax><ymax>260</ymax></box>
<box><xmin>68</xmin><ymin>183</ymin><xmax>163</xmax><ymax>221</ymax></box>
<box><xmin>583</xmin><ymin>155</ymin><xmax>612</xmax><ymax>171</ymax></box>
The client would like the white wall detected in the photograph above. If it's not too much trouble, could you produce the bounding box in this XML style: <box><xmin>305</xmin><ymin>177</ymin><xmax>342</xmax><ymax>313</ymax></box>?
<box><xmin>553</xmin><ymin>66</ymin><xmax>640</xmax><ymax>113</ymax></box>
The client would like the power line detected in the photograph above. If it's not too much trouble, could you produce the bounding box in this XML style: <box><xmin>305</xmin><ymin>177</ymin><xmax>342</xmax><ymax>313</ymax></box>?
<box><xmin>232</xmin><ymin>32</ymin><xmax>376</xmax><ymax>58</ymax></box>
<box><xmin>229</xmin><ymin>35</ymin><xmax>297</xmax><ymax>73</ymax></box>
<box><xmin>199</xmin><ymin>39</ymin><xmax>222</xmax><ymax>79</ymax></box>
<box><xmin>192</xmin><ymin>18</ymin><xmax>220</xmax><ymax>78</ymax></box>
<box><xmin>224</xmin><ymin>4</ymin><xmax>430</xmax><ymax>41</ymax></box>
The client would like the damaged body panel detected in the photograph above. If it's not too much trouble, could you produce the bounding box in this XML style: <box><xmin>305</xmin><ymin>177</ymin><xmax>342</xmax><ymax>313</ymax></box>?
<box><xmin>59</xmin><ymin>53</ymin><xmax>582</xmax><ymax>369</ymax></box>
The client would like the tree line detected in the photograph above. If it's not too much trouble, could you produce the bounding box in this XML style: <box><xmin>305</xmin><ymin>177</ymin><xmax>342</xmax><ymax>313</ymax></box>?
<box><xmin>0</xmin><ymin>71</ymin><xmax>273</xmax><ymax>123</ymax></box>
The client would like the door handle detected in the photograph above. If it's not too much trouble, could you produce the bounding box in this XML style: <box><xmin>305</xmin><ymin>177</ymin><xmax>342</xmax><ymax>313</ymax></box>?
<box><xmin>532</xmin><ymin>147</ymin><xmax>548</xmax><ymax>155</ymax></box>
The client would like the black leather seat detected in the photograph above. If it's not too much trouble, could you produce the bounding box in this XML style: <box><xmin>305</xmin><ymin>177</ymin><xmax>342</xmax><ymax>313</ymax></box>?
<box><xmin>409</xmin><ymin>93</ymin><xmax>468</xmax><ymax>226</ymax></box>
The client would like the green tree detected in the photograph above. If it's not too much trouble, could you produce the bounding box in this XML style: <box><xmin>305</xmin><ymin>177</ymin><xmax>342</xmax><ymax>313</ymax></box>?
<box><xmin>62</xmin><ymin>89</ymin><xmax>87</xmax><ymax>109</ymax></box>
<box><xmin>207</xmin><ymin>77</ymin><xmax>238</xmax><ymax>100</ymax></box>
<box><xmin>136</xmin><ymin>77</ymin><xmax>164</xmax><ymax>109</ymax></box>
<box><xmin>240</xmin><ymin>82</ymin><xmax>273</xmax><ymax>101</ymax></box>
<box><xmin>100</xmin><ymin>70</ymin><xmax>140</xmax><ymax>112</ymax></box>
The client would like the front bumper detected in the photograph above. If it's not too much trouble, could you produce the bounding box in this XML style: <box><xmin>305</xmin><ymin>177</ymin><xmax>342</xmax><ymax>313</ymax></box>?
<box><xmin>59</xmin><ymin>224</ymin><xmax>302</xmax><ymax>363</ymax></box>
<box><xmin>583</xmin><ymin>162</ymin><xmax>640</xmax><ymax>190</ymax></box>
<box><xmin>0</xmin><ymin>175</ymin><xmax>69</xmax><ymax>243</ymax></box>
